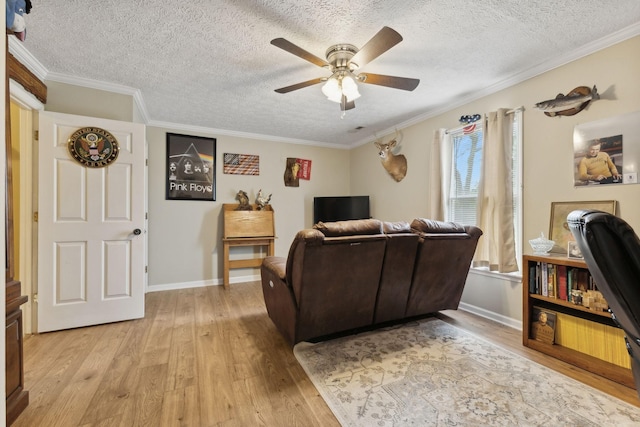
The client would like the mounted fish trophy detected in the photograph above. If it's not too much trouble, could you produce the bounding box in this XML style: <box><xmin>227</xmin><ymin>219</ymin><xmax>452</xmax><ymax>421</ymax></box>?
<box><xmin>534</xmin><ymin>85</ymin><xmax>599</xmax><ymax>117</ymax></box>
<box><xmin>374</xmin><ymin>132</ymin><xmax>407</xmax><ymax>182</ymax></box>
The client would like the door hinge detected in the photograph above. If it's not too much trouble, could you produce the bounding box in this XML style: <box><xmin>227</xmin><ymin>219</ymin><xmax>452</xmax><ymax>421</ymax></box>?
<box><xmin>33</xmin><ymin>212</ymin><xmax>38</xmax><ymax>222</ymax></box>
<box><xmin>33</xmin><ymin>293</ymin><xmax>38</xmax><ymax>303</ymax></box>
<box><xmin>145</xmin><ymin>266</ymin><xmax>148</xmax><ymax>273</ymax></box>
<box><xmin>146</xmin><ymin>158</ymin><xmax>148</xmax><ymax>166</ymax></box>
<box><xmin>145</xmin><ymin>212</ymin><xmax>148</xmax><ymax>220</ymax></box>
<box><xmin>34</xmin><ymin>130</ymin><xmax>39</xmax><ymax>141</ymax></box>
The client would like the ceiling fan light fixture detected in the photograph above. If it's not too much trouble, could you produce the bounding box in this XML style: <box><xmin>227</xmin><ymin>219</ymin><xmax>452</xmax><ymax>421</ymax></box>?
<box><xmin>322</xmin><ymin>73</ymin><xmax>361</xmax><ymax>104</ymax></box>
<box><xmin>322</xmin><ymin>76</ymin><xmax>342</xmax><ymax>102</ymax></box>
<box><xmin>341</xmin><ymin>74</ymin><xmax>360</xmax><ymax>102</ymax></box>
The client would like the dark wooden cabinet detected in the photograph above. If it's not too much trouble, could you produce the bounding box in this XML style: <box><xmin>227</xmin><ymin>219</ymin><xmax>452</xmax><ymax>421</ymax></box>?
<box><xmin>5</xmin><ymin>280</ymin><xmax>28</xmax><ymax>426</ymax></box>
<box><xmin>5</xmin><ymin>34</ymin><xmax>30</xmax><ymax>425</ymax></box>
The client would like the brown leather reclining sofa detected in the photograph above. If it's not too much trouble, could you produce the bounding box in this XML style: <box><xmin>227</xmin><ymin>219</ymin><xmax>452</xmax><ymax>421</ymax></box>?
<box><xmin>260</xmin><ymin>218</ymin><xmax>482</xmax><ymax>345</ymax></box>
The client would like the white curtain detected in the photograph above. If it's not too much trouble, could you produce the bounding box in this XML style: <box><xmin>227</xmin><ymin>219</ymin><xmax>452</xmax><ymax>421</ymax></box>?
<box><xmin>427</xmin><ymin>128</ymin><xmax>449</xmax><ymax>221</ymax></box>
<box><xmin>474</xmin><ymin>109</ymin><xmax>518</xmax><ymax>273</ymax></box>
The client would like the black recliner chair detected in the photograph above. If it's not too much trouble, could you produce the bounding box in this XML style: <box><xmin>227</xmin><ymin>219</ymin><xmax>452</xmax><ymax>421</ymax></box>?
<box><xmin>567</xmin><ymin>209</ymin><xmax>640</xmax><ymax>397</ymax></box>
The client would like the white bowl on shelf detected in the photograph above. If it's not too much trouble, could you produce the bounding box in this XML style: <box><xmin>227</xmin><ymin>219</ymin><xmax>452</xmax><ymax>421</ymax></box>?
<box><xmin>529</xmin><ymin>233</ymin><xmax>555</xmax><ymax>255</ymax></box>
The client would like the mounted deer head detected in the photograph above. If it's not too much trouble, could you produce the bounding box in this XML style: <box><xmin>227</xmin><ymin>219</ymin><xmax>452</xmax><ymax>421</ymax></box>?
<box><xmin>374</xmin><ymin>132</ymin><xmax>407</xmax><ymax>182</ymax></box>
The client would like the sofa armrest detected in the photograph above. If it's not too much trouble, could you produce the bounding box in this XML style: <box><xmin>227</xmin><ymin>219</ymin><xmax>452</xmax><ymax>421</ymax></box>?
<box><xmin>261</xmin><ymin>257</ymin><xmax>298</xmax><ymax>345</ymax></box>
<box><xmin>262</xmin><ymin>256</ymin><xmax>286</xmax><ymax>281</ymax></box>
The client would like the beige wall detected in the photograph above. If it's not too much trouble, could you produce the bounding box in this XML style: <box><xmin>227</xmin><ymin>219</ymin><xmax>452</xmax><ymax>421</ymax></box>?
<box><xmin>351</xmin><ymin>123</ymin><xmax>431</xmax><ymax>221</ymax></box>
<box><xmin>40</xmin><ymin>81</ymin><xmax>351</xmax><ymax>289</ymax></box>
<box><xmin>353</xmin><ymin>36</ymin><xmax>640</xmax><ymax>231</ymax></box>
<box><xmin>45</xmin><ymin>81</ymin><xmax>135</xmax><ymax>122</ymax></box>
<box><xmin>145</xmin><ymin>127</ymin><xmax>350</xmax><ymax>288</ymax></box>
<box><xmin>39</xmin><ymin>35</ymin><xmax>640</xmax><ymax>323</ymax></box>
<box><xmin>350</xmin><ymin>35</ymin><xmax>640</xmax><ymax>326</ymax></box>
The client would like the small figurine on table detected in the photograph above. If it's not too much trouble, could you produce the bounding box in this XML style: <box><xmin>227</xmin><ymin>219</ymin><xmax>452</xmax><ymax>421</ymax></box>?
<box><xmin>255</xmin><ymin>189</ymin><xmax>272</xmax><ymax>210</ymax></box>
<box><xmin>235</xmin><ymin>190</ymin><xmax>252</xmax><ymax>210</ymax></box>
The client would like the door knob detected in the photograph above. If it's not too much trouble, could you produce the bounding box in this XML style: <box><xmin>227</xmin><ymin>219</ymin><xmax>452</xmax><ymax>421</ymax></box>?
<box><xmin>133</xmin><ymin>228</ymin><xmax>142</xmax><ymax>235</ymax></box>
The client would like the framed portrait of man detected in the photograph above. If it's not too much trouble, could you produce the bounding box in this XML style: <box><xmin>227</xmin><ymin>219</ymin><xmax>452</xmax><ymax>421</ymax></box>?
<box><xmin>573</xmin><ymin>111</ymin><xmax>640</xmax><ymax>187</ymax></box>
<box><xmin>548</xmin><ymin>200</ymin><xmax>616</xmax><ymax>253</ymax></box>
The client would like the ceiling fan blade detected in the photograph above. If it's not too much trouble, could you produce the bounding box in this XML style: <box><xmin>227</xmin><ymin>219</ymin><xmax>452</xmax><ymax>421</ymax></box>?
<box><xmin>359</xmin><ymin>73</ymin><xmax>420</xmax><ymax>91</ymax></box>
<box><xmin>271</xmin><ymin>38</ymin><xmax>330</xmax><ymax>68</ymax></box>
<box><xmin>274</xmin><ymin>78</ymin><xmax>325</xmax><ymax>94</ymax></box>
<box><xmin>350</xmin><ymin>27</ymin><xmax>403</xmax><ymax>69</ymax></box>
<box><xmin>340</xmin><ymin>95</ymin><xmax>356</xmax><ymax>111</ymax></box>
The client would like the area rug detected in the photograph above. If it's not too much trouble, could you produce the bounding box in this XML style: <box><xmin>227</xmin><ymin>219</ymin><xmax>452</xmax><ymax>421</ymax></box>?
<box><xmin>294</xmin><ymin>318</ymin><xmax>640</xmax><ymax>426</ymax></box>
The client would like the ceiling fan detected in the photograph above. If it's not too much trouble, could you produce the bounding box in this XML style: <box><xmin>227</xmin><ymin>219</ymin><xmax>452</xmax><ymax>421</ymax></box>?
<box><xmin>271</xmin><ymin>27</ymin><xmax>420</xmax><ymax>111</ymax></box>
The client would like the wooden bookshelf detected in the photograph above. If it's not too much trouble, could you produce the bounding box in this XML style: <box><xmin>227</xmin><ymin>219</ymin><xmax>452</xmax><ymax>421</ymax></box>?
<box><xmin>522</xmin><ymin>254</ymin><xmax>635</xmax><ymax>389</ymax></box>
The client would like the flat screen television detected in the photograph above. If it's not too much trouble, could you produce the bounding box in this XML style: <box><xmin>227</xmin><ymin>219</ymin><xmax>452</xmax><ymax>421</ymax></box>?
<box><xmin>313</xmin><ymin>196</ymin><xmax>370</xmax><ymax>224</ymax></box>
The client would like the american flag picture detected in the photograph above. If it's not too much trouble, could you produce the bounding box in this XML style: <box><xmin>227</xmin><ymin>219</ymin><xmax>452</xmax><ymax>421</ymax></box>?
<box><xmin>463</xmin><ymin>124</ymin><xmax>476</xmax><ymax>134</ymax></box>
<box><xmin>223</xmin><ymin>153</ymin><xmax>260</xmax><ymax>175</ymax></box>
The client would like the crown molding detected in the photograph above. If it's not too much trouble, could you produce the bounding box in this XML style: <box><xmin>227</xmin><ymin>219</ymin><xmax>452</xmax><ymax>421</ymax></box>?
<box><xmin>45</xmin><ymin>72</ymin><xmax>151</xmax><ymax>124</ymax></box>
<box><xmin>9</xmin><ymin>80</ymin><xmax>44</xmax><ymax>110</ymax></box>
<box><xmin>8</xmin><ymin>36</ymin><xmax>152</xmax><ymax>124</ymax></box>
<box><xmin>10</xmin><ymin>21</ymin><xmax>640</xmax><ymax>151</ymax></box>
<box><xmin>8</xmin><ymin>35</ymin><xmax>48</xmax><ymax>81</ymax></box>
<box><xmin>146</xmin><ymin>119</ymin><xmax>348</xmax><ymax>149</ymax></box>
<box><xmin>350</xmin><ymin>21</ymin><xmax>640</xmax><ymax>148</ymax></box>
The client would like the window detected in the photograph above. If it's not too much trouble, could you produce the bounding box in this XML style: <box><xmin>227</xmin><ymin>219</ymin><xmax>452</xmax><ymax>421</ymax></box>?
<box><xmin>446</xmin><ymin>111</ymin><xmax>523</xmax><ymax>271</ymax></box>
<box><xmin>448</xmin><ymin>124</ymin><xmax>483</xmax><ymax>225</ymax></box>
<box><xmin>512</xmin><ymin>111</ymin><xmax>523</xmax><ymax>268</ymax></box>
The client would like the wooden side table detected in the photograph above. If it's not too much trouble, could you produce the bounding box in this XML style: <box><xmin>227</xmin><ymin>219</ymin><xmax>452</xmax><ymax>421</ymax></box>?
<box><xmin>222</xmin><ymin>204</ymin><xmax>275</xmax><ymax>289</ymax></box>
<box><xmin>222</xmin><ymin>237</ymin><xmax>275</xmax><ymax>288</ymax></box>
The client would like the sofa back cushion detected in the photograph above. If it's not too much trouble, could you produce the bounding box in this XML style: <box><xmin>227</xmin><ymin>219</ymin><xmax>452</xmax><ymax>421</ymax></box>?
<box><xmin>406</xmin><ymin>219</ymin><xmax>482</xmax><ymax>317</ymax></box>
<box><xmin>375</xmin><ymin>228</ymin><xmax>419</xmax><ymax>324</ymax></box>
<box><xmin>313</xmin><ymin>218</ymin><xmax>383</xmax><ymax>237</ymax></box>
<box><xmin>287</xmin><ymin>222</ymin><xmax>387</xmax><ymax>342</ymax></box>
<box><xmin>383</xmin><ymin>220</ymin><xmax>412</xmax><ymax>234</ymax></box>
<box><xmin>410</xmin><ymin>218</ymin><xmax>467</xmax><ymax>235</ymax></box>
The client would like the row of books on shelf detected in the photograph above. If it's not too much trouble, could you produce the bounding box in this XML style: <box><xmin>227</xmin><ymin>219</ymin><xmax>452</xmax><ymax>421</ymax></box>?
<box><xmin>528</xmin><ymin>261</ymin><xmax>609</xmax><ymax>312</ymax></box>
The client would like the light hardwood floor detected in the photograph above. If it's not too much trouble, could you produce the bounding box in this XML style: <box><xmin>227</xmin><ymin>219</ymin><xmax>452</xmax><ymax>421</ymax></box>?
<box><xmin>13</xmin><ymin>281</ymin><xmax>639</xmax><ymax>426</ymax></box>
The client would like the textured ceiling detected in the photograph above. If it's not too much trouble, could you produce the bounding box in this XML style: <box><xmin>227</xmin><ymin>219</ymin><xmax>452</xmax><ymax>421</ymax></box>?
<box><xmin>14</xmin><ymin>1</ymin><xmax>640</xmax><ymax>147</ymax></box>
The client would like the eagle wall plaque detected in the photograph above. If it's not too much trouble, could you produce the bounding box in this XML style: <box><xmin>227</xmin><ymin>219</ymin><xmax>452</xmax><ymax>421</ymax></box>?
<box><xmin>67</xmin><ymin>127</ymin><xmax>119</xmax><ymax>168</ymax></box>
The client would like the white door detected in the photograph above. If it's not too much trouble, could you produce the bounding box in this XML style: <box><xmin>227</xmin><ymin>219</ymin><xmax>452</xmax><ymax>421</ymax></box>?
<box><xmin>37</xmin><ymin>112</ymin><xmax>146</xmax><ymax>332</ymax></box>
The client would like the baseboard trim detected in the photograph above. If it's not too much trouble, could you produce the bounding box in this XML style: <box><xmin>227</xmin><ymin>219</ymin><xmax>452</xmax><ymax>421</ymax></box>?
<box><xmin>146</xmin><ymin>278</ymin><xmax>522</xmax><ymax>332</ymax></box>
<box><xmin>146</xmin><ymin>274</ymin><xmax>261</xmax><ymax>293</ymax></box>
<box><xmin>458</xmin><ymin>302</ymin><xmax>522</xmax><ymax>331</ymax></box>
